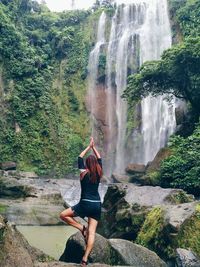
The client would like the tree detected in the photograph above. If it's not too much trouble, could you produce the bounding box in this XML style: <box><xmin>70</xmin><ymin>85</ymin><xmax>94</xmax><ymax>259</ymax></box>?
<box><xmin>124</xmin><ymin>37</ymin><xmax>200</xmax><ymax>119</ymax></box>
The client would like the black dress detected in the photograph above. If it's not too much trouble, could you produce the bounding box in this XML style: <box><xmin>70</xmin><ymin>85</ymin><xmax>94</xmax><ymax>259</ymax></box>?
<box><xmin>71</xmin><ymin>157</ymin><xmax>102</xmax><ymax>221</ymax></box>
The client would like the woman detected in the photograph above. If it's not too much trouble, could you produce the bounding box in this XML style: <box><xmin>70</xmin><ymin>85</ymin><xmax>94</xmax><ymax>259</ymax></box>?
<box><xmin>60</xmin><ymin>137</ymin><xmax>103</xmax><ymax>266</ymax></box>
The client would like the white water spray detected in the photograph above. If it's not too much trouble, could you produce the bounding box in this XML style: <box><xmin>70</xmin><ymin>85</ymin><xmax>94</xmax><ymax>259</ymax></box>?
<box><xmin>88</xmin><ymin>0</ymin><xmax>176</xmax><ymax>176</ymax></box>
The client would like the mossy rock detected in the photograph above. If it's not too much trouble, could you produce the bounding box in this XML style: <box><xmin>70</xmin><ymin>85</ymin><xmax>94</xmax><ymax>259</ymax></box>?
<box><xmin>175</xmin><ymin>203</ymin><xmax>200</xmax><ymax>257</ymax></box>
<box><xmin>164</xmin><ymin>190</ymin><xmax>194</xmax><ymax>204</ymax></box>
<box><xmin>136</xmin><ymin>203</ymin><xmax>200</xmax><ymax>261</ymax></box>
<box><xmin>136</xmin><ymin>207</ymin><xmax>173</xmax><ymax>259</ymax></box>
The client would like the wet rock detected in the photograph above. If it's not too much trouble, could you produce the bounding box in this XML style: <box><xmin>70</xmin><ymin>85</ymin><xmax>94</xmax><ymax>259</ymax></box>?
<box><xmin>19</xmin><ymin>171</ymin><xmax>39</xmax><ymax>179</ymax></box>
<box><xmin>112</xmin><ymin>173</ymin><xmax>131</xmax><ymax>183</ymax></box>
<box><xmin>165</xmin><ymin>202</ymin><xmax>197</xmax><ymax>231</ymax></box>
<box><xmin>0</xmin><ymin>215</ymin><xmax>51</xmax><ymax>267</ymax></box>
<box><xmin>0</xmin><ymin>176</ymin><xmax>34</xmax><ymax>198</ymax></box>
<box><xmin>176</xmin><ymin>248</ymin><xmax>200</xmax><ymax>267</ymax></box>
<box><xmin>109</xmin><ymin>239</ymin><xmax>167</xmax><ymax>267</ymax></box>
<box><xmin>60</xmin><ymin>231</ymin><xmax>166</xmax><ymax>266</ymax></box>
<box><xmin>101</xmin><ymin>183</ymin><xmax>197</xmax><ymax>249</ymax></box>
<box><xmin>60</xmin><ymin>232</ymin><xmax>118</xmax><ymax>265</ymax></box>
<box><xmin>125</xmin><ymin>163</ymin><xmax>146</xmax><ymax>174</ymax></box>
<box><xmin>35</xmin><ymin>263</ymin><xmax>122</xmax><ymax>267</ymax></box>
<box><xmin>145</xmin><ymin>147</ymin><xmax>172</xmax><ymax>173</ymax></box>
<box><xmin>0</xmin><ymin>161</ymin><xmax>17</xmax><ymax>171</ymax></box>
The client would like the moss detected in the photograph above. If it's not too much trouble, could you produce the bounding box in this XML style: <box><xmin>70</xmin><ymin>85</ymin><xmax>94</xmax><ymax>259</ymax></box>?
<box><xmin>146</xmin><ymin>171</ymin><xmax>161</xmax><ymax>186</ymax></box>
<box><xmin>136</xmin><ymin>207</ymin><xmax>173</xmax><ymax>259</ymax></box>
<box><xmin>37</xmin><ymin>254</ymin><xmax>54</xmax><ymax>262</ymax></box>
<box><xmin>0</xmin><ymin>204</ymin><xmax>8</xmax><ymax>214</ymax></box>
<box><xmin>165</xmin><ymin>190</ymin><xmax>194</xmax><ymax>204</ymax></box>
<box><xmin>176</xmin><ymin>203</ymin><xmax>200</xmax><ymax>257</ymax></box>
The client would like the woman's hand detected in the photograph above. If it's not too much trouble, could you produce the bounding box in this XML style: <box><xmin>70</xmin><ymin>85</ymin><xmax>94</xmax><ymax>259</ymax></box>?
<box><xmin>90</xmin><ymin>137</ymin><xmax>94</xmax><ymax>148</ymax></box>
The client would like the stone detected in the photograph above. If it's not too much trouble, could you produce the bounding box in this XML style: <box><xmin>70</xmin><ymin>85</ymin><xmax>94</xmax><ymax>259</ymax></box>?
<box><xmin>0</xmin><ymin>215</ymin><xmax>51</xmax><ymax>267</ymax></box>
<box><xmin>19</xmin><ymin>171</ymin><xmax>39</xmax><ymax>179</ymax></box>
<box><xmin>101</xmin><ymin>183</ymin><xmax>197</xmax><ymax>249</ymax></box>
<box><xmin>145</xmin><ymin>147</ymin><xmax>172</xmax><ymax>173</ymax></box>
<box><xmin>60</xmin><ymin>232</ymin><xmax>118</xmax><ymax>265</ymax></box>
<box><xmin>60</xmin><ymin>231</ymin><xmax>166</xmax><ymax>266</ymax></box>
<box><xmin>109</xmin><ymin>239</ymin><xmax>167</xmax><ymax>267</ymax></box>
<box><xmin>0</xmin><ymin>215</ymin><xmax>128</xmax><ymax>267</ymax></box>
<box><xmin>165</xmin><ymin>202</ymin><xmax>197</xmax><ymax>231</ymax></box>
<box><xmin>112</xmin><ymin>173</ymin><xmax>131</xmax><ymax>183</ymax></box>
<box><xmin>0</xmin><ymin>161</ymin><xmax>17</xmax><ymax>171</ymax></box>
<box><xmin>175</xmin><ymin>105</ymin><xmax>187</xmax><ymax>126</ymax></box>
<box><xmin>125</xmin><ymin>163</ymin><xmax>146</xmax><ymax>174</ymax></box>
<box><xmin>0</xmin><ymin>176</ymin><xmax>34</xmax><ymax>198</ymax></box>
<box><xmin>176</xmin><ymin>248</ymin><xmax>200</xmax><ymax>267</ymax></box>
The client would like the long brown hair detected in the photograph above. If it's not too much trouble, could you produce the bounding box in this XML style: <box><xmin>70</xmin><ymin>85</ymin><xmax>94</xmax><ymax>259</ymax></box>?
<box><xmin>85</xmin><ymin>155</ymin><xmax>102</xmax><ymax>183</ymax></box>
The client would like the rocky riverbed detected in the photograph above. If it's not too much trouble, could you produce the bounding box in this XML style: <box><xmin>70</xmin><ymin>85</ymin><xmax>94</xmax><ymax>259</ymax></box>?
<box><xmin>0</xmin><ymin>169</ymin><xmax>200</xmax><ymax>266</ymax></box>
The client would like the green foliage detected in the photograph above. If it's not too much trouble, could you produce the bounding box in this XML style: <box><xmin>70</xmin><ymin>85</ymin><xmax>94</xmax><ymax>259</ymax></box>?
<box><xmin>0</xmin><ymin>0</ymin><xmax>91</xmax><ymax>176</ymax></box>
<box><xmin>124</xmin><ymin>37</ymin><xmax>200</xmax><ymax>118</ymax></box>
<box><xmin>177</xmin><ymin>0</ymin><xmax>200</xmax><ymax>37</ymax></box>
<box><xmin>159</xmin><ymin>122</ymin><xmax>200</xmax><ymax>196</ymax></box>
<box><xmin>0</xmin><ymin>204</ymin><xmax>8</xmax><ymax>214</ymax></box>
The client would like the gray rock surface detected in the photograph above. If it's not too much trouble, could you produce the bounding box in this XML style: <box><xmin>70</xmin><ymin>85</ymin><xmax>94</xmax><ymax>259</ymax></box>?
<box><xmin>0</xmin><ymin>215</ymin><xmax>132</xmax><ymax>267</ymax></box>
<box><xmin>34</xmin><ymin>263</ymin><xmax>127</xmax><ymax>267</ymax></box>
<box><xmin>165</xmin><ymin>202</ymin><xmax>197</xmax><ymax>231</ymax></box>
<box><xmin>0</xmin><ymin>161</ymin><xmax>17</xmax><ymax>171</ymax></box>
<box><xmin>176</xmin><ymin>248</ymin><xmax>200</xmax><ymax>267</ymax></box>
<box><xmin>101</xmin><ymin>183</ymin><xmax>197</xmax><ymax>240</ymax></box>
<box><xmin>60</xmin><ymin>232</ymin><xmax>117</xmax><ymax>265</ymax></box>
<box><xmin>125</xmin><ymin>163</ymin><xmax>146</xmax><ymax>174</ymax></box>
<box><xmin>112</xmin><ymin>173</ymin><xmax>131</xmax><ymax>183</ymax></box>
<box><xmin>60</xmin><ymin>231</ymin><xmax>167</xmax><ymax>266</ymax></box>
<box><xmin>106</xmin><ymin>183</ymin><xmax>188</xmax><ymax>207</ymax></box>
<box><xmin>0</xmin><ymin>215</ymin><xmax>51</xmax><ymax>267</ymax></box>
<box><xmin>109</xmin><ymin>238</ymin><xmax>167</xmax><ymax>267</ymax></box>
<box><xmin>0</xmin><ymin>174</ymin><xmax>65</xmax><ymax>225</ymax></box>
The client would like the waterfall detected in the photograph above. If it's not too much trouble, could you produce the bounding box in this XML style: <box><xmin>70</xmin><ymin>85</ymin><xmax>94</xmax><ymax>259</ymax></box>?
<box><xmin>132</xmin><ymin>0</ymin><xmax>176</xmax><ymax>164</ymax></box>
<box><xmin>87</xmin><ymin>11</ymin><xmax>107</xmax><ymax>137</ymax></box>
<box><xmin>88</xmin><ymin>0</ymin><xmax>176</xmax><ymax>176</ymax></box>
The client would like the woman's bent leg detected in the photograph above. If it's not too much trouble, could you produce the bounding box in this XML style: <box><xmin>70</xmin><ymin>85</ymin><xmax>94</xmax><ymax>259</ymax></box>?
<box><xmin>60</xmin><ymin>207</ymin><xmax>83</xmax><ymax>232</ymax></box>
<box><xmin>82</xmin><ymin>217</ymin><xmax>98</xmax><ymax>264</ymax></box>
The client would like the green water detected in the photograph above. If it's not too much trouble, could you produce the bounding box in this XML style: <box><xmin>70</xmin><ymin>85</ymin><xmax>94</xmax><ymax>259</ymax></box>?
<box><xmin>17</xmin><ymin>225</ymin><xmax>78</xmax><ymax>260</ymax></box>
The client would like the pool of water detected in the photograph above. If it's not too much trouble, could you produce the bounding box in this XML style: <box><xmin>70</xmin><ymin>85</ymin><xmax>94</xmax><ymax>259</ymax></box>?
<box><xmin>17</xmin><ymin>225</ymin><xmax>78</xmax><ymax>260</ymax></box>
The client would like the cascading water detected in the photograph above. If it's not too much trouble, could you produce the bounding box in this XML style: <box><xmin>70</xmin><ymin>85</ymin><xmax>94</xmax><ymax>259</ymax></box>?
<box><xmin>88</xmin><ymin>0</ymin><xmax>176</xmax><ymax>176</ymax></box>
<box><xmin>134</xmin><ymin>0</ymin><xmax>176</xmax><ymax>164</ymax></box>
<box><xmin>87</xmin><ymin>11</ymin><xmax>107</xmax><ymax>137</ymax></box>
<box><xmin>106</xmin><ymin>3</ymin><xmax>147</xmax><ymax>174</ymax></box>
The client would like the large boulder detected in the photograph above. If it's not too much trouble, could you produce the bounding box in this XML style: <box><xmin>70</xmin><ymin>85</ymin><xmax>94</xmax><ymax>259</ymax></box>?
<box><xmin>0</xmin><ymin>174</ymin><xmax>65</xmax><ymax>225</ymax></box>
<box><xmin>0</xmin><ymin>215</ymin><xmax>51</xmax><ymax>267</ymax></box>
<box><xmin>176</xmin><ymin>248</ymin><xmax>200</xmax><ymax>267</ymax></box>
<box><xmin>145</xmin><ymin>147</ymin><xmax>172</xmax><ymax>173</ymax></box>
<box><xmin>60</xmin><ymin>231</ymin><xmax>167</xmax><ymax>266</ymax></box>
<box><xmin>125</xmin><ymin>163</ymin><xmax>146</xmax><ymax>174</ymax></box>
<box><xmin>0</xmin><ymin>162</ymin><xmax>17</xmax><ymax>171</ymax></box>
<box><xmin>136</xmin><ymin>148</ymin><xmax>172</xmax><ymax>186</ymax></box>
<box><xmin>60</xmin><ymin>232</ymin><xmax>118</xmax><ymax>265</ymax></box>
<box><xmin>101</xmin><ymin>183</ymin><xmax>199</xmax><ymax>262</ymax></box>
<box><xmin>0</xmin><ymin>176</ymin><xmax>34</xmax><ymax>198</ymax></box>
<box><xmin>111</xmin><ymin>173</ymin><xmax>131</xmax><ymax>183</ymax></box>
<box><xmin>110</xmin><ymin>239</ymin><xmax>167</xmax><ymax>267</ymax></box>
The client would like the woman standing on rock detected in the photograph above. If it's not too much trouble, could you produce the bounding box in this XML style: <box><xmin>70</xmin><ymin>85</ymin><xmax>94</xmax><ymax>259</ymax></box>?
<box><xmin>60</xmin><ymin>137</ymin><xmax>103</xmax><ymax>266</ymax></box>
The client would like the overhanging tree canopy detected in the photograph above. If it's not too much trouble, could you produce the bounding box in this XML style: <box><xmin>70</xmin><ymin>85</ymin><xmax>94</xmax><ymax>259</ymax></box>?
<box><xmin>124</xmin><ymin>37</ymin><xmax>200</xmax><ymax>117</ymax></box>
